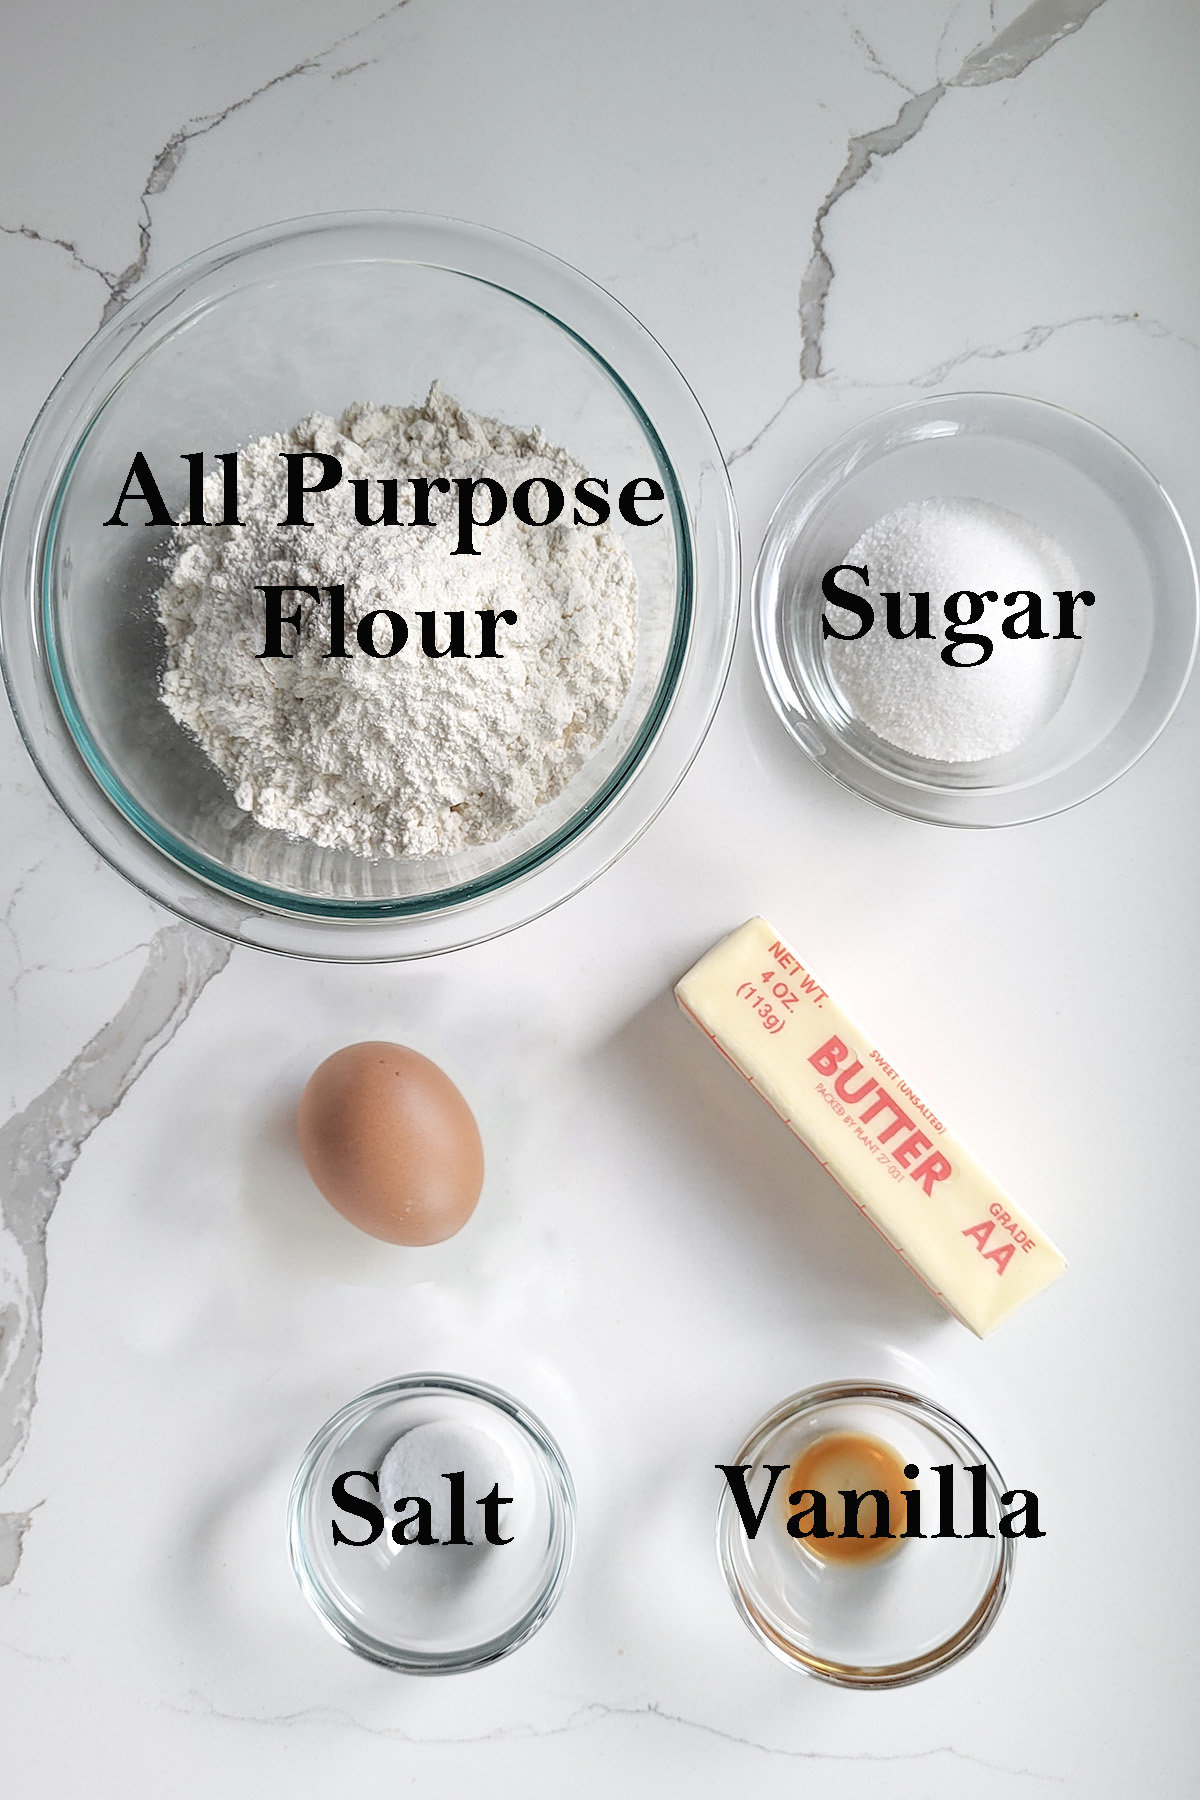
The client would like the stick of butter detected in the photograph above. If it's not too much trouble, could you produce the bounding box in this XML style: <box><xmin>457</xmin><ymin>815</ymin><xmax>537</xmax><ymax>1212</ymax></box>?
<box><xmin>675</xmin><ymin>917</ymin><xmax>1065</xmax><ymax>1336</ymax></box>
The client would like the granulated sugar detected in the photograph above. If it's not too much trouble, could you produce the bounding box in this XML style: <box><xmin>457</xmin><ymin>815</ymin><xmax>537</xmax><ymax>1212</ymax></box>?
<box><xmin>825</xmin><ymin>497</ymin><xmax>1083</xmax><ymax>762</ymax></box>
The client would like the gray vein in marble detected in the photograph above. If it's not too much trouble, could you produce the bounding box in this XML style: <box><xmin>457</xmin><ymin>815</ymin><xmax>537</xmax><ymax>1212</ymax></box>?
<box><xmin>796</xmin><ymin>82</ymin><xmax>945</xmax><ymax>385</ymax></box>
<box><xmin>0</xmin><ymin>1624</ymin><xmax>68</xmax><ymax>1663</ymax></box>
<box><xmin>729</xmin><ymin>0</ymin><xmax>1107</xmax><ymax>465</ymax></box>
<box><xmin>729</xmin><ymin>310</ymin><xmax>1200</xmax><ymax>468</ymax></box>
<box><xmin>0</xmin><ymin>221</ymin><xmax>111</xmax><ymax>289</ymax></box>
<box><xmin>793</xmin><ymin>0</ymin><xmax>1109</xmax><ymax>386</ymax></box>
<box><xmin>907</xmin><ymin>310</ymin><xmax>1200</xmax><ymax>385</ymax></box>
<box><xmin>954</xmin><ymin>0</ymin><xmax>1105</xmax><ymax>84</ymax></box>
<box><xmin>172</xmin><ymin>1691</ymin><xmax>1063</xmax><ymax>1778</ymax></box>
<box><xmin>594</xmin><ymin>1702</ymin><xmax>1064</xmax><ymax>1780</ymax></box>
<box><xmin>0</xmin><ymin>1502</ymin><xmax>36</xmax><ymax>1585</ymax></box>
<box><xmin>0</xmin><ymin>0</ymin><xmax>414</xmax><ymax>1595</ymax></box>
<box><xmin>848</xmin><ymin>23</ymin><xmax>918</xmax><ymax>97</ymax></box>
<box><xmin>933</xmin><ymin>5</ymin><xmax>958</xmax><ymax>76</ymax></box>
<box><xmin>8</xmin><ymin>947</ymin><xmax>145</xmax><ymax>1009</ymax></box>
<box><xmin>3</xmin><ymin>1</ymin><xmax>413</xmax><ymax>327</ymax></box>
<box><xmin>725</xmin><ymin>383</ymin><xmax>809</xmax><ymax>466</ymax></box>
<box><xmin>100</xmin><ymin>0</ymin><xmax>413</xmax><ymax>323</ymax></box>
<box><xmin>1</xmin><ymin>855</ymin><xmax>51</xmax><ymax>999</ymax></box>
<box><xmin>0</xmin><ymin>923</ymin><xmax>231</xmax><ymax>1583</ymax></box>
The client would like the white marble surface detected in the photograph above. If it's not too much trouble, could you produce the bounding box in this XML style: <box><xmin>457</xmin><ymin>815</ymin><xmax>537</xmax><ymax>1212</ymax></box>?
<box><xmin>2</xmin><ymin>2</ymin><xmax>1198</xmax><ymax>1792</ymax></box>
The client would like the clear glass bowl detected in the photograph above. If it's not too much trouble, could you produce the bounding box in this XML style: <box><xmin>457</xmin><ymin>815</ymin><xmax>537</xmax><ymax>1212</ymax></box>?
<box><xmin>753</xmin><ymin>393</ymin><xmax>1197</xmax><ymax>826</ymax></box>
<box><xmin>288</xmin><ymin>1374</ymin><xmax>575</xmax><ymax>1673</ymax></box>
<box><xmin>717</xmin><ymin>1382</ymin><xmax>1014</xmax><ymax>1687</ymax></box>
<box><xmin>0</xmin><ymin>213</ymin><xmax>738</xmax><ymax>957</ymax></box>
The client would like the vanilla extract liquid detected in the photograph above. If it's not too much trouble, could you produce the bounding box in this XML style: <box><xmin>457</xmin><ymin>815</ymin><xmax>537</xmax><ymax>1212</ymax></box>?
<box><xmin>786</xmin><ymin>1430</ymin><xmax>912</xmax><ymax>1565</ymax></box>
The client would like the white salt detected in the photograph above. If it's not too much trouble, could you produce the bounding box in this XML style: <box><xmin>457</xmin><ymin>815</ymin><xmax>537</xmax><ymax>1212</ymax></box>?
<box><xmin>825</xmin><ymin>497</ymin><xmax>1084</xmax><ymax>762</ymax></box>
<box><xmin>378</xmin><ymin>1419</ymin><xmax>513</xmax><ymax>1547</ymax></box>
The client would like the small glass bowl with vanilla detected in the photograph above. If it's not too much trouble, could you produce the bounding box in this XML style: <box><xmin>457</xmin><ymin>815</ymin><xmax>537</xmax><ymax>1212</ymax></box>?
<box><xmin>717</xmin><ymin>1382</ymin><xmax>1014</xmax><ymax>1687</ymax></box>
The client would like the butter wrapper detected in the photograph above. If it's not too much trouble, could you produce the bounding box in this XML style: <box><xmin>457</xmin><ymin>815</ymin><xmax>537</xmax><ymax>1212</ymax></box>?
<box><xmin>675</xmin><ymin>917</ymin><xmax>1065</xmax><ymax>1336</ymax></box>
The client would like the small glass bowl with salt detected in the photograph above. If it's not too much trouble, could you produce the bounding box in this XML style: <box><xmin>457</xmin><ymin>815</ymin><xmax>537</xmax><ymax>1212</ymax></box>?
<box><xmin>288</xmin><ymin>1373</ymin><xmax>575</xmax><ymax>1672</ymax></box>
<box><xmin>752</xmin><ymin>393</ymin><xmax>1197</xmax><ymax>826</ymax></box>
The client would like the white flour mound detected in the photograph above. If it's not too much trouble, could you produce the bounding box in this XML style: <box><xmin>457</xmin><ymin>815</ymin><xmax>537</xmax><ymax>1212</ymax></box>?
<box><xmin>157</xmin><ymin>385</ymin><xmax>638</xmax><ymax>858</ymax></box>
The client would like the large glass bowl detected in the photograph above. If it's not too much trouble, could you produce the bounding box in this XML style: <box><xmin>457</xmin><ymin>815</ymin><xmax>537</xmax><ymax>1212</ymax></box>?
<box><xmin>0</xmin><ymin>214</ymin><xmax>738</xmax><ymax>958</ymax></box>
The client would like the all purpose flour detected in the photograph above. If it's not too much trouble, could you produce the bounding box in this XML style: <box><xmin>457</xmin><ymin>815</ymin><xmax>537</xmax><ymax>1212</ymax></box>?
<box><xmin>157</xmin><ymin>386</ymin><xmax>638</xmax><ymax>858</ymax></box>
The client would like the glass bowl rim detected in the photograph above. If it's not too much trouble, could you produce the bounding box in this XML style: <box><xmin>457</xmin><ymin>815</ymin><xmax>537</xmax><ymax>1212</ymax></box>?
<box><xmin>751</xmin><ymin>389</ymin><xmax>1198</xmax><ymax>829</ymax></box>
<box><xmin>716</xmin><ymin>1379</ymin><xmax>1015</xmax><ymax>1689</ymax></box>
<box><xmin>0</xmin><ymin>210</ymin><xmax>740</xmax><ymax>958</ymax></box>
<box><xmin>287</xmin><ymin>1370</ymin><xmax>577</xmax><ymax>1674</ymax></box>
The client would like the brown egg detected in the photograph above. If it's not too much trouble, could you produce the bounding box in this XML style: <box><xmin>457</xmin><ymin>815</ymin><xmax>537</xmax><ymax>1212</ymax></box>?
<box><xmin>297</xmin><ymin>1042</ymin><xmax>484</xmax><ymax>1245</ymax></box>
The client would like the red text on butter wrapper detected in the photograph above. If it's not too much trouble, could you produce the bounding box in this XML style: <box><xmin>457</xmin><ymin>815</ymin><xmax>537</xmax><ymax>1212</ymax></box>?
<box><xmin>809</xmin><ymin>1036</ymin><xmax>952</xmax><ymax>1196</ymax></box>
<box><xmin>808</xmin><ymin>1035</ymin><xmax>1033</xmax><ymax>1277</ymax></box>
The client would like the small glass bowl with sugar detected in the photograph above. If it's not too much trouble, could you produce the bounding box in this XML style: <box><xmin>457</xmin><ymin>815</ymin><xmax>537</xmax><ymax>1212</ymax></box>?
<box><xmin>752</xmin><ymin>393</ymin><xmax>1197</xmax><ymax>827</ymax></box>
